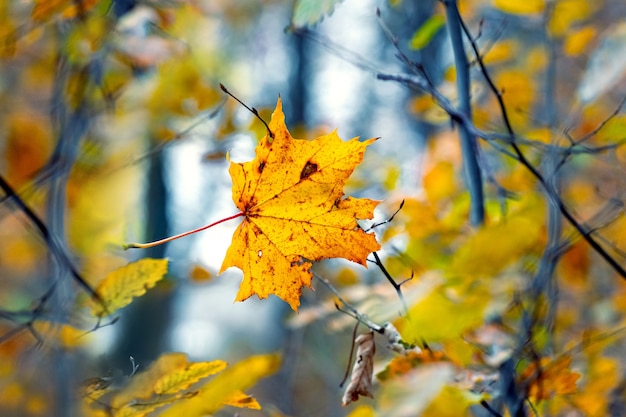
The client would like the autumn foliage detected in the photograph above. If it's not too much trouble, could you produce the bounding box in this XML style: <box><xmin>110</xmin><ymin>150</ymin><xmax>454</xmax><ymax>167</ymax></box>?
<box><xmin>2</xmin><ymin>0</ymin><xmax>626</xmax><ymax>416</ymax></box>
<box><xmin>220</xmin><ymin>97</ymin><xmax>380</xmax><ymax>311</ymax></box>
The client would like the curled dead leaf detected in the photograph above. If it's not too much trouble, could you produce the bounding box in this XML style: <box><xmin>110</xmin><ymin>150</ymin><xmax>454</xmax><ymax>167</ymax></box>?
<box><xmin>342</xmin><ymin>332</ymin><xmax>376</xmax><ymax>406</ymax></box>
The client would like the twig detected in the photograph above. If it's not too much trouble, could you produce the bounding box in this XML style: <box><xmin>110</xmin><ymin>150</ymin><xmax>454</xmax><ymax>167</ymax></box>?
<box><xmin>289</xmin><ymin>26</ymin><xmax>384</xmax><ymax>75</ymax></box>
<box><xmin>457</xmin><ymin>13</ymin><xmax>626</xmax><ymax>280</ymax></box>
<box><xmin>369</xmin><ymin>252</ymin><xmax>410</xmax><ymax>315</ymax></box>
<box><xmin>0</xmin><ymin>175</ymin><xmax>104</xmax><ymax>306</ymax></box>
<box><xmin>0</xmin><ymin>283</ymin><xmax>57</xmax><ymax>345</ymax></box>
<box><xmin>220</xmin><ymin>83</ymin><xmax>274</xmax><ymax>139</ymax></box>
<box><xmin>123</xmin><ymin>98</ymin><xmax>228</xmax><ymax>168</ymax></box>
<box><xmin>574</xmin><ymin>95</ymin><xmax>626</xmax><ymax>144</ymax></box>
<box><xmin>481</xmin><ymin>400</ymin><xmax>504</xmax><ymax>417</ymax></box>
<box><xmin>339</xmin><ymin>321</ymin><xmax>360</xmax><ymax>388</ymax></box>
<box><xmin>366</xmin><ymin>199</ymin><xmax>404</xmax><ymax>231</ymax></box>
<box><xmin>313</xmin><ymin>273</ymin><xmax>382</xmax><ymax>333</ymax></box>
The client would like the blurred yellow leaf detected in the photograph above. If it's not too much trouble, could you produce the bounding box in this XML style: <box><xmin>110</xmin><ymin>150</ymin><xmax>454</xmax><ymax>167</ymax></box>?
<box><xmin>421</xmin><ymin>385</ymin><xmax>485</xmax><ymax>416</ymax></box>
<box><xmin>549</xmin><ymin>0</ymin><xmax>595</xmax><ymax>37</ymax></box>
<box><xmin>91</xmin><ymin>258</ymin><xmax>169</xmax><ymax>316</ymax></box>
<box><xmin>105</xmin><ymin>354</ymin><xmax>229</xmax><ymax>417</ymax></box>
<box><xmin>65</xmin><ymin>14</ymin><xmax>110</xmax><ymax>65</ymax></box>
<box><xmin>25</xmin><ymin>394</ymin><xmax>47</xmax><ymax>416</ymax></box>
<box><xmin>399</xmin><ymin>285</ymin><xmax>488</xmax><ymax>342</ymax></box>
<box><xmin>493</xmin><ymin>0</ymin><xmax>544</xmax><ymax>15</ymax></box>
<box><xmin>573</xmin><ymin>355</ymin><xmax>618</xmax><ymax>416</ymax></box>
<box><xmin>0</xmin><ymin>17</ymin><xmax>16</xmax><ymax>58</ymax></box>
<box><xmin>383</xmin><ymin>164</ymin><xmax>400</xmax><ymax>191</ymax></box>
<box><xmin>81</xmin><ymin>376</ymin><xmax>114</xmax><ymax>403</ymax></box>
<box><xmin>0</xmin><ymin>382</ymin><xmax>24</xmax><ymax>409</ymax></box>
<box><xmin>160</xmin><ymin>353</ymin><xmax>281</xmax><ymax>416</ymax></box>
<box><xmin>112</xmin><ymin>353</ymin><xmax>189</xmax><ymax>408</ymax></box>
<box><xmin>482</xmin><ymin>40</ymin><xmax>517</xmax><ymax>65</ymax></box>
<box><xmin>31</xmin><ymin>0</ymin><xmax>100</xmax><ymax>22</ymax></box>
<box><xmin>525</xmin><ymin>46</ymin><xmax>547</xmax><ymax>73</ymax></box>
<box><xmin>336</xmin><ymin>267</ymin><xmax>359</xmax><ymax>286</ymax></box>
<box><xmin>5</xmin><ymin>112</ymin><xmax>52</xmax><ymax>187</ymax></box>
<box><xmin>494</xmin><ymin>69</ymin><xmax>535</xmax><ymax>129</ymax></box>
<box><xmin>31</xmin><ymin>322</ymin><xmax>87</xmax><ymax>348</ymax></box>
<box><xmin>148</xmin><ymin>57</ymin><xmax>220</xmax><ymax>118</ymax></box>
<box><xmin>558</xmin><ymin>240</ymin><xmax>589</xmax><ymax>286</ymax></box>
<box><xmin>564</xmin><ymin>26</ymin><xmax>596</xmax><ymax>56</ymax></box>
<box><xmin>526</xmin><ymin>128</ymin><xmax>552</xmax><ymax>144</ymax></box>
<box><xmin>449</xmin><ymin>209</ymin><xmax>543</xmax><ymax>278</ymax></box>
<box><xmin>115</xmin><ymin>399</ymin><xmax>175</xmax><ymax>417</ymax></box>
<box><xmin>189</xmin><ymin>264</ymin><xmax>213</xmax><ymax>283</ymax></box>
<box><xmin>346</xmin><ymin>404</ymin><xmax>375</xmax><ymax>417</ymax></box>
<box><xmin>222</xmin><ymin>390</ymin><xmax>261</xmax><ymax>410</ymax></box>
<box><xmin>401</xmin><ymin>198</ymin><xmax>443</xmax><ymax>240</ymax></box>
<box><xmin>409</xmin><ymin>94</ymin><xmax>448</xmax><ymax>124</ymax></box>
<box><xmin>424</xmin><ymin>161</ymin><xmax>457</xmax><ymax>203</ymax></box>
<box><xmin>0</xmin><ymin>232</ymin><xmax>44</xmax><ymax>276</ymax></box>
<box><xmin>154</xmin><ymin>360</ymin><xmax>227</xmax><ymax>395</ymax></box>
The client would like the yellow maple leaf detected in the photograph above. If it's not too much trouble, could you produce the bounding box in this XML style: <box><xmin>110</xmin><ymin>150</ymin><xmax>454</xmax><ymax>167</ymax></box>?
<box><xmin>91</xmin><ymin>258</ymin><xmax>168</xmax><ymax>317</ymax></box>
<box><xmin>219</xmin><ymin>98</ymin><xmax>380</xmax><ymax>311</ymax></box>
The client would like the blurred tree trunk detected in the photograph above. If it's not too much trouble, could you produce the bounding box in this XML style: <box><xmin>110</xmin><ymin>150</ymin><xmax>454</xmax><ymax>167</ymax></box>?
<box><xmin>111</xmin><ymin>150</ymin><xmax>173</xmax><ymax>370</ymax></box>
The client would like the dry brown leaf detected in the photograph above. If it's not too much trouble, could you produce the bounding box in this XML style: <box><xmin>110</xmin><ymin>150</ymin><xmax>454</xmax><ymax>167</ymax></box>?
<box><xmin>342</xmin><ymin>332</ymin><xmax>375</xmax><ymax>406</ymax></box>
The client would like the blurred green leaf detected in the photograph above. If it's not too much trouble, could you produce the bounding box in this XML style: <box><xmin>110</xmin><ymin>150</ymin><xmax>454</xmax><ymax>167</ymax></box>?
<box><xmin>291</xmin><ymin>0</ymin><xmax>345</xmax><ymax>27</ymax></box>
<box><xmin>409</xmin><ymin>15</ymin><xmax>445</xmax><ymax>50</ymax></box>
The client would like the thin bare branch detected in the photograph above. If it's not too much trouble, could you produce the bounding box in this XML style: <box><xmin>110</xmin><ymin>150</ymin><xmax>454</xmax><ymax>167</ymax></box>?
<box><xmin>220</xmin><ymin>83</ymin><xmax>274</xmax><ymax>139</ymax></box>
<box><xmin>366</xmin><ymin>199</ymin><xmax>404</xmax><ymax>231</ymax></box>
<box><xmin>457</xmin><ymin>13</ymin><xmax>626</xmax><ymax>280</ymax></box>
<box><xmin>313</xmin><ymin>273</ymin><xmax>383</xmax><ymax>333</ymax></box>
<box><xmin>369</xmin><ymin>252</ymin><xmax>410</xmax><ymax>315</ymax></box>
<box><xmin>0</xmin><ymin>175</ymin><xmax>104</xmax><ymax>306</ymax></box>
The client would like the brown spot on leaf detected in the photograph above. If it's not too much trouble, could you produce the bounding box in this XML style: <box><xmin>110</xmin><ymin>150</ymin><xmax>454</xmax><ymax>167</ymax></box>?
<box><xmin>300</xmin><ymin>161</ymin><xmax>318</xmax><ymax>179</ymax></box>
<box><xmin>258</xmin><ymin>160</ymin><xmax>266</xmax><ymax>173</ymax></box>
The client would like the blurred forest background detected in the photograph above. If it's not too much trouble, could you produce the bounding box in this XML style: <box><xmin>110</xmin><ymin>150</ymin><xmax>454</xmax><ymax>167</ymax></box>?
<box><xmin>2</xmin><ymin>0</ymin><xmax>626</xmax><ymax>416</ymax></box>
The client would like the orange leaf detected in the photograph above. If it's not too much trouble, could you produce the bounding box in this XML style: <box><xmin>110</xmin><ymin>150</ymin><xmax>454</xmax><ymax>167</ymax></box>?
<box><xmin>521</xmin><ymin>355</ymin><xmax>581</xmax><ymax>401</ymax></box>
<box><xmin>219</xmin><ymin>98</ymin><xmax>380</xmax><ymax>311</ymax></box>
<box><xmin>378</xmin><ymin>349</ymin><xmax>448</xmax><ymax>381</ymax></box>
<box><xmin>31</xmin><ymin>0</ymin><xmax>99</xmax><ymax>22</ymax></box>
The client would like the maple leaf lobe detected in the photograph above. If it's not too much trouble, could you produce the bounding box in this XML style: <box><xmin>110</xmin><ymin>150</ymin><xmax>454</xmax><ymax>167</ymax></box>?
<box><xmin>220</xmin><ymin>97</ymin><xmax>380</xmax><ymax>311</ymax></box>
